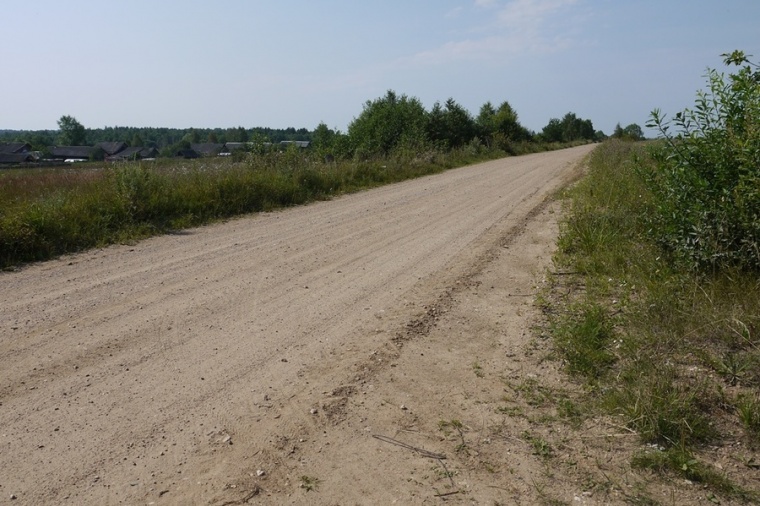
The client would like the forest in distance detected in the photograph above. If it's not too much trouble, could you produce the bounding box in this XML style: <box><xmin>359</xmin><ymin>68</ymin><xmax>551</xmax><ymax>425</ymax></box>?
<box><xmin>0</xmin><ymin>87</ymin><xmax>647</xmax><ymax>267</ymax></box>
<box><xmin>0</xmin><ymin>90</ymin><xmax>644</xmax><ymax>162</ymax></box>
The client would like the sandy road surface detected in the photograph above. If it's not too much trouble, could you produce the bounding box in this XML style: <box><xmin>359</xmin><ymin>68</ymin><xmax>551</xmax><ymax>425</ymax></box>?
<box><xmin>1</xmin><ymin>145</ymin><xmax>593</xmax><ymax>504</ymax></box>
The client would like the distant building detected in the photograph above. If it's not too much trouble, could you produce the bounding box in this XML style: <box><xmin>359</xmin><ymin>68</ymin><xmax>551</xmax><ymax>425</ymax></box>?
<box><xmin>176</xmin><ymin>148</ymin><xmax>200</xmax><ymax>159</ymax></box>
<box><xmin>0</xmin><ymin>142</ymin><xmax>32</xmax><ymax>154</ymax></box>
<box><xmin>190</xmin><ymin>143</ymin><xmax>224</xmax><ymax>157</ymax></box>
<box><xmin>223</xmin><ymin>142</ymin><xmax>254</xmax><ymax>153</ymax></box>
<box><xmin>106</xmin><ymin>146</ymin><xmax>159</xmax><ymax>161</ymax></box>
<box><xmin>49</xmin><ymin>146</ymin><xmax>95</xmax><ymax>160</ymax></box>
<box><xmin>0</xmin><ymin>152</ymin><xmax>37</xmax><ymax>164</ymax></box>
<box><xmin>279</xmin><ymin>140</ymin><xmax>311</xmax><ymax>149</ymax></box>
<box><xmin>96</xmin><ymin>141</ymin><xmax>128</xmax><ymax>156</ymax></box>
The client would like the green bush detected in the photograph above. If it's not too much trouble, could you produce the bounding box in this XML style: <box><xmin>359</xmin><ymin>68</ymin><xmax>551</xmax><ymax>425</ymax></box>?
<box><xmin>347</xmin><ymin>90</ymin><xmax>430</xmax><ymax>156</ymax></box>
<box><xmin>645</xmin><ymin>50</ymin><xmax>760</xmax><ymax>271</ymax></box>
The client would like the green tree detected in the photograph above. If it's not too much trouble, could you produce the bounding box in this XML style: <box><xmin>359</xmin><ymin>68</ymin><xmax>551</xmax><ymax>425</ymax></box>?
<box><xmin>623</xmin><ymin>123</ymin><xmax>644</xmax><ymax>141</ymax></box>
<box><xmin>541</xmin><ymin>118</ymin><xmax>564</xmax><ymax>142</ymax></box>
<box><xmin>312</xmin><ymin>122</ymin><xmax>337</xmax><ymax>158</ymax></box>
<box><xmin>347</xmin><ymin>90</ymin><xmax>428</xmax><ymax>156</ymax></box>
<box><xmin>57</xmin><ymin>115</ymin><xmax>87</xmax><ymax>146</ymax></box>
<box><xmin>611</xmin><ymin>122</ymin><xmax>642</xmax><ymax>141</ymax></box>
<box><xmin>29</xmin><ymin>132</ymin><xmax>54</xmax><ymax>153</ymax></box>
<box><xmin>426</xmin><ymin>98</ymin><xmax>476</xmax><ymax>149</ymax></box>
<box><xmin>579</xmin><ymin>119</ymin><xmax>595</xmax><ymax>140</ymax></box>
<box><xmin>494</xmin><ymin>101</ymin><xmax>531</xmax><ymax>141</ymax></box>
<box><xmin>476</xmin><ymin>101</ymin><xmax>497</xmax><ymax>142</ymax></box>
<box><xmin>543</xmin><ymin>112</ymin><xmax>595</xmax><ymax>143</ymax></box>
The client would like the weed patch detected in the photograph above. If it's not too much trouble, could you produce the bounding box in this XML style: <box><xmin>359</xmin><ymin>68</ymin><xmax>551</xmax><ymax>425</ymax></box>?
<box><xmin>522</xmin><ymin>431</ymin><xmax>554</xmax><ymax>459</ymax></box>
<box><xmin>299</xmin><ymin>475</ymin><xmax>320</xmax><ymax>492</ymax></box>
<box><xmin>552</xmin><ymin>303</ymin><xmax>616</xmax><ymax>381</ymax></box>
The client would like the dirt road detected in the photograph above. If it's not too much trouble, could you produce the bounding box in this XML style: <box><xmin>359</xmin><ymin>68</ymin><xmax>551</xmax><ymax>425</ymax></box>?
<box><xmin>1</xmin><ymin>145</ymin><xmax>595</xmax><ymax>504</ymax></box>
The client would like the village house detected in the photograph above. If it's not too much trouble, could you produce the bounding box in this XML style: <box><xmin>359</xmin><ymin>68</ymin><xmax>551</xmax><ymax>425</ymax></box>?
<box><xmin>0</xmin><ymin>142</ymin><xmax>32</xmax><ymax>154</ymax></box>
<box><xmin>106</xmin><ymin>146</ymin><xmax>159</xmax><ymax>161</ymax></box>
<box><xmin>0</xmin><ymin>142</ymin><xmax>37</xmax><ymax>164</ymax></box>
<box><xmin>190</xmin><ymin>143</ymin><xmax>224</xmax><ymax>156</ymax></box>
<box><xmin>96</xmin><ymin>141</ymin><xmax>128</xmax><ymax>156</ymax></box>
<box><xmin>49</xmin><ymin>146</ymin><xmax>95</xmax><ymax>161</ymax></box>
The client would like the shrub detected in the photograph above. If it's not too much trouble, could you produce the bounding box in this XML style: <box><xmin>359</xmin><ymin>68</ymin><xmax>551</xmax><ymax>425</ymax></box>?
<box><xmin>645</xmin><ymin>51</ymin><xmax>760</xmax><ymax>271</ymax></box>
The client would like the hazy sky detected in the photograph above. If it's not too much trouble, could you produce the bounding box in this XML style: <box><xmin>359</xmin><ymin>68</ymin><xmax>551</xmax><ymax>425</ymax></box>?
<box><xmin>2</xmin><ymin>0</ymin><xmax>757</xmax><ymax>136</ymax></box>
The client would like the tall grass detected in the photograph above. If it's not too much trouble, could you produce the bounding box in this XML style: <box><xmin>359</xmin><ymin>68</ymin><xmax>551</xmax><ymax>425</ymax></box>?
<box><xmin>0</xmin><ymin>140</ymin><xmax>587</xmax><ymax>268</ymax></box>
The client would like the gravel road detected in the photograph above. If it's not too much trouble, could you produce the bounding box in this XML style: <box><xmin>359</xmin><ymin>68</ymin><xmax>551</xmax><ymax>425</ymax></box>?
<box><xmin>0</xmin><ymin>145</ymin><xmax>594</xmax><ymax>504</ymax></box>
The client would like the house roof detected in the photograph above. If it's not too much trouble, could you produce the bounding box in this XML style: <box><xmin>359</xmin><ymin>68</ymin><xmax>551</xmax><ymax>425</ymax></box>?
<box><xmin>224</xmin><ymin>142</ymin><xmax>254</xmax><ymax>152</ymax></box>
<box><xmin>190</xmin><ymin>143</ymin><xmax>224</xmax><ymax>156</ymax></box>
<box><xmin>177</xmin><ymin>148</ymin><xmax>200</xmax><ymax>159</ymax></box>
<box><xmin>106</xmin><ymin>146</ymin><xmax>159</xmax><ymax>161</ymax></box>
<box><xmin>50</xmin><ymin>146</ymin><xmax>94</xmax><ymax>159</ymax></box>
<box><xmin>279</xmin><ymin>140</ymin><xmax>311</xmax><ymax>149</ymax></box>
<box><xmin>106</xmin><ymin>147</ymin><xmax>142</xmax><ymax>160</ymax></box>
<box><xmin>96</xmin><ymin>141</ymin><xmax>128</xmax><ymax>156</ymax></box>
<box><xmin>0</xmin><ymin>142</ymin><xmax>31</xmax><ymax>154</ymax></box>
<box><xmin>0</xmin><ymin>152</ymin><xmax>36</xmax><ymax>164</ymax></box>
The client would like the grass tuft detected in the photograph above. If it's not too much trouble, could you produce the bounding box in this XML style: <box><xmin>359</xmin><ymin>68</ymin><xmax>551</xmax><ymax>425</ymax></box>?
<box><xmin>552</xmin><ymin>303</ymin><xmax>616</xmax><ymax>381</ymax></box>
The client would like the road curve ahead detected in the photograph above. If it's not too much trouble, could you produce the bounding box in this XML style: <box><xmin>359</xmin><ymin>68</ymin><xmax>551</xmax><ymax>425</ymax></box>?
<box><xmin>0</xmin><ymin>145</ymin><xmax>594</xmax><ymax>504</ymax></box>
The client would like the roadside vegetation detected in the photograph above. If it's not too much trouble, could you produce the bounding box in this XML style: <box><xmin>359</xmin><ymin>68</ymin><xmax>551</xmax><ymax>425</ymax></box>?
<box><xmin>0</xmin><ymin>90</ymin><xmax>600</xmax><ymax>268</ymax></box>
<box><xmin>548</xmin><ymin>51</ymin><xmax>760</xmax><ymax>502</ymax></box>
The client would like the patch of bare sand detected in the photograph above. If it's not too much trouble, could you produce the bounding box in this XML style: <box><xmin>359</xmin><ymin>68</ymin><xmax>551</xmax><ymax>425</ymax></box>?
<box><xmin>238</xmin><ymin>200</ymin><xmax>737</xmax><ymax>506</ymax></box>
<box><xmin>234</xmin><ymin>200</ymin><xmax>625</xmax><ymax>505</ymax></box>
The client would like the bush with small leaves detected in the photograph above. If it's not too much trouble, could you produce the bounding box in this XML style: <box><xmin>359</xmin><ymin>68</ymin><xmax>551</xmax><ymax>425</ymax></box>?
<box><xmin>645</xmin><ymin>50</ymin><xmax>760</xmax><ymax>271</ymax></box>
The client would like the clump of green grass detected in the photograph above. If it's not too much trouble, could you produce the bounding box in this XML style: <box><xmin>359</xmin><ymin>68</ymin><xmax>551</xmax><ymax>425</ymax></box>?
<box><xmin>552</xmin><ymin>303</ymin><xmax>616</xmax><ymax>381</ymax></box>
<box><xmin>632</xmin><ymin>447</ymin><xmax>757</xmax><ymax>501</ymax></box>
<box><xmin>439</xmin><ymin>419</ymin><xmax>469</xmax><ymax>454</ymax></box>
<box><xmin>509</xmin><ymin>377</ymin><xmax>555</xmax><ymax>408</ymax></box>
<box><xmin>556</xmin><ymin>397</ymin><xmax>584</xmax><ymax>428</ymax></box>
<box><xmin>736</xmin><ymin>394</ymin><xmax>760</xmax><ymax>441</ymax></box>
<box><xmin>713</xmin><ymin>351</ymin><xmax>755</xmax><ymax>387</ymax></box>
<box><xmin>522</xmin><ymin>431</ymin><xmax>554</xmax><ymax>459</ymax></box>
<box><xmin>604</xmin><ymin>363</ymin><xmax>717</xmax><ymax>447</ymax></box>
<box><xmin>299</xmin><ymin>475</ymin><xmax>320</xmax><ymax>492</ymax></box>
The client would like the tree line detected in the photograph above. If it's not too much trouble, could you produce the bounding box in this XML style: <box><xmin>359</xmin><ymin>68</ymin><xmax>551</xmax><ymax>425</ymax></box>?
<box><xmin>0</xmin><ymin>121</ymin><xmax>311</xmax><ymax>158</ymax></box>
<box><xmin>313</xmin><ymin>91</ymin><xmax>608</xmax><ymax>160</ymax></box>
<box><xmin>2</xmin><ymin>91</ymin><xmax>645</xmax><ymax>160</ymax></box>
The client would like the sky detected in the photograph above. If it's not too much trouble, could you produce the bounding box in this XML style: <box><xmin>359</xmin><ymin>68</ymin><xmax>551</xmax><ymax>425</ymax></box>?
<box><xmin>1</xmin><ymin>0</ymin><xmax>758</xmax><ymax>136</ymax></box>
